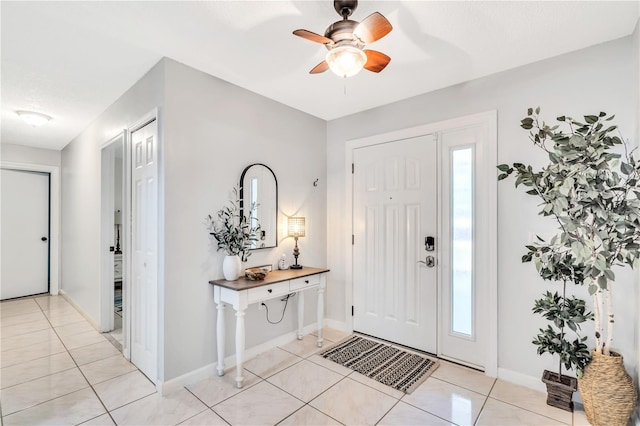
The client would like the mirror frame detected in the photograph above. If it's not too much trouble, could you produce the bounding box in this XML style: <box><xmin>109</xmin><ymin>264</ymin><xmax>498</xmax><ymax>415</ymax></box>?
<box><xmin>239</xmin><ymin>163</ymin><xmax>278</xmax><ymax>249</ymax></box>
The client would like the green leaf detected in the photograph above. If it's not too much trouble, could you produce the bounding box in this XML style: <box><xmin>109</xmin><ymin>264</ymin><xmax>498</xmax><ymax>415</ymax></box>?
<box><xmin>521</xmin><ymin>118</ymin><xmax>534</xmax><ymax>130</ymax></box>
<box><xmin>621</xmin><ymin>162</ymin><xmax>633</xmax><ymax>175</ymax></box>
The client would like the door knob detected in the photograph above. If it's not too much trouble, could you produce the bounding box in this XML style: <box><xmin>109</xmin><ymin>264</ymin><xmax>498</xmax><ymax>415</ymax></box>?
<box><xmin>41</xmin><ymin>237</ymin><xmax>48</xmax><ymax>242</ymax></box>
<box><xmin>418</xmin><ymin>256</ymin><xmax>436</xmax><ymax>267</ymax></box>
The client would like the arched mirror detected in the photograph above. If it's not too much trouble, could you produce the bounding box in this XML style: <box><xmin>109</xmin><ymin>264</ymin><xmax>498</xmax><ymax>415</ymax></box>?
<box><xmin>240</xmin><ymin>163</ymin><xmax>278</xmax><ymax>249</ymax></box>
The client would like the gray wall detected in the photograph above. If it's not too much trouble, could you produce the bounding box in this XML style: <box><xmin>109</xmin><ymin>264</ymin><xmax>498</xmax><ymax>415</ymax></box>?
<box><xmin>1</xmin><ymin>143</ymin><xmax>61</xmax><ymax>167</ymax></box>
<box><xmin>326</xmin><ymin>36</ymin><xmax>638</xmax><ymax>383</ymax></box>
<box><xmin>58</xmin><ymin>56</ymin><xmax>327</xmax><ymax>383</ymax></box>
<box><xmin>61</xmin><ymin>61</ymin><xmax>165</xmax><ymax>321</ymax></box>
<box><xmin>161</xmin><ymin>59</ymin><xmax>327</xmax><ymax>380</ymax></box>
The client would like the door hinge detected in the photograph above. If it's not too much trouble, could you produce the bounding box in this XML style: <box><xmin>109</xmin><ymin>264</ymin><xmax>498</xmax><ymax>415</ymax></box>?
<box><xmin>351</xmin><ymin>305</ymin><xmax>354</xmax><ymax>316</ymax></box>
<box><xmin>352</xmin><ymin>163</ymin><xmax>354</xmax><ymax>174</ymax></box>
<box><xmin>352</xmin><ymin>234</ymin><xmax>354</xmax><ymax>245</ymax></box>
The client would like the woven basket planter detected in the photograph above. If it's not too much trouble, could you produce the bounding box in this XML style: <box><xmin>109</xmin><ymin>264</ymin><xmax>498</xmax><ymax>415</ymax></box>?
<box><xmin>578</xmin><ymin>350</ymin><xmax>637</xmax><ymax>426</ymax></box>
<box><xmin>542</xmin><ymin>370</ymin><xmax>577</xmax><ymax>412</ymax></box>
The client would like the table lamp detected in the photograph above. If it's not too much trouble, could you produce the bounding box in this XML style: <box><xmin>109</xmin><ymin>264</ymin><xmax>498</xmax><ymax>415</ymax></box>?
<box><xmin>287</xmin><ymin>217</ymin><xmax>305</xmax><ymax>269</ymax></box>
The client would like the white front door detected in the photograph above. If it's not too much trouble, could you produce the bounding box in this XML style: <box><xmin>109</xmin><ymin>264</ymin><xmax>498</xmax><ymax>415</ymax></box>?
<box><xmin>1</xmin><ymin>169</ymin><xmax>50</xmax><ymax>300</ymax></box>
<box><xmin>130</xmin><ymin>119</ymin><xmax>159</xmax><ymax>381</ymax></box>
<box><xmin>352</xmin><ymin>135</ymin><xmax>437</xmax><ymax>353</ymax></box>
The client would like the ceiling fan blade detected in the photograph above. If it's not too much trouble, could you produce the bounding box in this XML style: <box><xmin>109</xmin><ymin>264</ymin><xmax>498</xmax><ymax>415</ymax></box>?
<box><xmin>363</xmin><ymin>50</ymin><xmax>391</xmax><ymax>73</ymax></box>
<box><xmin>310</xmin><ymin>61</ymin><xmax>330</xmax><ymax>74</ymax></box>
<box><xmin>293</xmin><ymin>29</ymin><xmax>334</xmax><ymax>45</ymax></box>
<box><xmin>353</xmin><ymin>12</ymin><xmax>393</xmax><ymax>44</ymax></box>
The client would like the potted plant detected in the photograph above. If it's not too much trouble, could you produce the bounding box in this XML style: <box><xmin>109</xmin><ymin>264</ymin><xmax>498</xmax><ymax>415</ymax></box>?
<box><xmin>526</xmin><ymin>247</ymin><xmax>592</xmax><ymax>411</ymax></box>
<box><xmin>206</xmin><ymin>188</ymin><xmax>261</xmax><ymax>281</ymax></box>
<box><xmin>498</xmin><ymin>108</ymin><xmax>639</xmax><ymax>424</ymax></box>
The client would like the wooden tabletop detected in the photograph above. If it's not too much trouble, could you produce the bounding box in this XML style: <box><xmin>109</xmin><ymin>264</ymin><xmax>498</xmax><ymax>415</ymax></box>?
<box><xmin>209</xmin><ymin>267</ymin><xmax>329</xmax><ymax>291</ymax></box>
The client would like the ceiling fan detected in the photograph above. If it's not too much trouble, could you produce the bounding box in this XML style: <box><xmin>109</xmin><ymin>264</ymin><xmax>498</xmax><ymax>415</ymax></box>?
<box><xmin>293</xmin><ymin>0</ymin><xmax>393</xmax><ymax>78</ymax></box>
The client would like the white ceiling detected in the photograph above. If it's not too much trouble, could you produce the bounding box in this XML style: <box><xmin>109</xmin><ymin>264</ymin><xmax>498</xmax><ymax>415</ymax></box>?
<box><xmin>2</xmin><ymin>1</ymin><xmax>638</xmax><ymax>151</ymax></box>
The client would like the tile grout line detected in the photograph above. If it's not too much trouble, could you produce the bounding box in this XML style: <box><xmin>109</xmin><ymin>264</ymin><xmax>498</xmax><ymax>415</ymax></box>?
<box><xmin>38</xmin><ymin>296</ymin><xmax>121</xmax><ymax>426</ymax></box>
<box><xmin>37</xmin><ymin>296</ymin><xmax>123</xmax><ymax>425</ymax></box>
<box><xmin>472</xmin><ymin>379</ymin><xmax>495</xmax><ymax>426</ymax></box>
<box><xmin>484</xmin><ymin>394</ymin><xmax>574</xmax><ymax>426</ymax></box>
<box><xmin>182</xmin><ymin>387</ymin><xmax>232</xmax><ymax>426</ymax></box>
<box><xmin>1</xmin><ymin>297</ymin><xmax>109</xmax><ymax>422</ymax></box>
<box><xmin>484</xmin><ymin>378</ymin><xmax>574</xmax><ymax>426</ymax></box>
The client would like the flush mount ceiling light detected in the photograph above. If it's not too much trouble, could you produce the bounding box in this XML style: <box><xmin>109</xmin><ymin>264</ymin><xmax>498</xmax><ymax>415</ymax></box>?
<box><xmin>293</xmin><ymin>0</ymin><xmax>392</xmax><ymax>78</ymax></box>
<box><xmin>16</xmin><ymin>110</ymin><xmax>52</xmax><ymax>127</ymax></box>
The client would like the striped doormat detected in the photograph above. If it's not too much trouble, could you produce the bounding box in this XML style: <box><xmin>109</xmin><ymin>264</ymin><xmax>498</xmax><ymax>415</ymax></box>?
<box><xmin>319</xmin><ymin>335</ymin><xmax>439</xmax><ymax>394</ymax></box>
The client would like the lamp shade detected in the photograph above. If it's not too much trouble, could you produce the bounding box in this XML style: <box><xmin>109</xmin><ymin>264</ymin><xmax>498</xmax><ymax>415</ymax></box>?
<box><xmin>325</xmin><ymin>45</ymin><xmax>367</xmax><ymax>78</ymax></box>
<box><xmin>114</xmin><ymin>209</ymin><xmax>122</xmax><ymax>225</ymax></box>
<box><xmin>287</xmin><ymin>217</ymin><xmax>306</xmax><ymax>238</ymax></box>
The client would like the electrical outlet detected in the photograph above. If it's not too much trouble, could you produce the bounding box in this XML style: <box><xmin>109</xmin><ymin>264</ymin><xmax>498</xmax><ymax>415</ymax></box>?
<box><xmin>259</xmin><ymin>302</ymin><xmax>266</xmax><ymax>310</ymax></box>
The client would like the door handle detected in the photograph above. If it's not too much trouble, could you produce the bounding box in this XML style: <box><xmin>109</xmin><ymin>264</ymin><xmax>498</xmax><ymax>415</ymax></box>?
<box><xmin>418</xmin><ymin>256</ymin><xmax>436</xmax><ymax>267</ymax></box>
<box><xmin>41</xmin><ymin>237</ymin><xmax>48</xmax><ymax>242</ymax></box>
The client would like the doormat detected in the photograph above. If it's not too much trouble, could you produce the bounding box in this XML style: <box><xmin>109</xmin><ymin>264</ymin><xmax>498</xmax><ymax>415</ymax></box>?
<box><xmin>319</xmin><ymin>335</ymin><xmax>439</xmax><ymax>394</ymax></box>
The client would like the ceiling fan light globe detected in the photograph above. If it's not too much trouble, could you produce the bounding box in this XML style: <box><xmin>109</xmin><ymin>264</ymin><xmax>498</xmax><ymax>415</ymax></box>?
<box><xmin>325</xmin><ymin>45</ymin><xmax>366</xmax><ymax>78</ymax></box>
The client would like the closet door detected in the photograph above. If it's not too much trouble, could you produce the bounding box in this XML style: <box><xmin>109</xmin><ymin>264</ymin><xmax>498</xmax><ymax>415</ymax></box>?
<box><xmin>130</xmin><ymin>119</ymin><xmax>159</xmax><ymax>381</ymax></box>
<box><xmin>1</xmin><ymin>169</ymin><xmax>50</xmax><ymax>299</ymax></box>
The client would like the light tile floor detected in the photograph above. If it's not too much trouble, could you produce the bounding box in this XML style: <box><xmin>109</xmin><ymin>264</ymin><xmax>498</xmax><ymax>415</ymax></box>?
<box><xmin>1</xmin><ymin>295</ymin><xmax>590</xmax><ymax>425</ymax></box>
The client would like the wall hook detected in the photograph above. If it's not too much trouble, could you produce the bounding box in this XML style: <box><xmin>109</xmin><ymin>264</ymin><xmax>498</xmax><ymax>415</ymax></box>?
<box><xmin>313</xmin><ymin>179</ymin><xmax>319</xmax><ymax>187</ymax></box>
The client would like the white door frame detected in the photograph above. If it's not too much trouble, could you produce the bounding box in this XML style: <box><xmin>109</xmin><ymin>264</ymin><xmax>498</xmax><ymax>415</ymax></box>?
<box><xmin>126</xmin><ymin>108</ymin><xmax>163</xmax><ymax>385</ymax></box>
<box><xmin>99</xmin><ymin>132</ymin><xmax>126</xmax><ymax>333</ymax></box>
<box><xmin>1</xmin><ymin>161</ymin><xmax>60</xmax><ymax>296</ymax></box>
<box><xmin>344</xmin><ymin>111</ymin><xmax>498</xmax><ymax>377</ymax></box>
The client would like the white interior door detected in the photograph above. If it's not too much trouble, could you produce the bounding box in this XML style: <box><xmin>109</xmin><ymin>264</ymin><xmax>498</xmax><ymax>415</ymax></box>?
<box><xmin>1</xmin><ymin>169</ymin><xmax>50</xmax><ymax>300</ymax></box>
<box><xmin>130</xmin><ymin>119</ymin><xmax>158</xmax><ymax>381</ymax></box>
<box><xmin>353</xmin><ymin>135</ymin><xmax>437</xmax><ymax>353</ymax></box>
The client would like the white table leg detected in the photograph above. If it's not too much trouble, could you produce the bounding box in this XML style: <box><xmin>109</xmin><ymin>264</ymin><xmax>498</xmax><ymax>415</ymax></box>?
<box><xmin>317</xmin><ymin>282</ymin><xmax>325</xmax><ymax>348</ymax></box>
<box><xmin>235</xmin><ymin>307</ymin><xmax>246</xmax><ymax>388</ymax></box>
<box><xmin>216</xmin><ymin>301</ymin><xmax>225</xmax><ymax>376</ymax></box>
<box><xmin>297</xmin><ymin>291</ymin><xmax>304</xmax><ymax>340</ymax></box>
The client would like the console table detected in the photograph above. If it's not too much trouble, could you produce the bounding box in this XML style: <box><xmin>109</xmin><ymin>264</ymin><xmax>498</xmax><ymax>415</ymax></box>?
<box><xmin>209</xmin><ymin>267</ymin><xmax>329</xmax><ymax>388</ymax></box>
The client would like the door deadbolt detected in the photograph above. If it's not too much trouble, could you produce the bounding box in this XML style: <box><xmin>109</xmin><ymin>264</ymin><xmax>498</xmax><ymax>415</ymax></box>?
<box><xmin>425</xmin><ymin>236</ymin><xmax>435</xmax><ymax>251</ymax></box>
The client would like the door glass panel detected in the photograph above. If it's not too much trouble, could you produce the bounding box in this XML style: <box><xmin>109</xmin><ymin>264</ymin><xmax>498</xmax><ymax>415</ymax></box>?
<box><xmin>451</xmin><ymin>147</ymin><xmax>473</xmax><ymax>336</ymax></box>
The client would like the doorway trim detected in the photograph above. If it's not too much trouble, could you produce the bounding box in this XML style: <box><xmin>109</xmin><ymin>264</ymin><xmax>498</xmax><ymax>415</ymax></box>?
<box><xmin>344</xmin><ymin>110</ymin><xmax>497</xmax><ymax>377</ymax></box>
<box><xmin>99</xmin><ymin>132</ymin><xmax>126</xmax><ymax>333</ymax></box>
<box><xmin>1</xmin><ymin>161</ymin><xmax>60</xmax><ymax>296</ymax></box>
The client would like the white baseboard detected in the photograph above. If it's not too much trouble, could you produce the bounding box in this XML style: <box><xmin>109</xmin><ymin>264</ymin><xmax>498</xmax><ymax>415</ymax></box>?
<box><xmin>58</xmin><ymin>290</ymin><xmax>100</xmax><ymax>331</ymax></box>
<box><xmin>497</xmin><ymin>368</ymin><xmax>583</xmax><ymax>403</ymax></box>
<box><xmin>159</xmin><ymin>322</ymin><xmax>320</xmax><ymax>396</ymax></box>
<box><xmin>324</xmin><ymin>319</ymin><xmax>349</xmax><ymax>333</ymax></box>
<box><xmin>497</xmin><ymin>368</ymin><xmax>546</xmax><ymax>394</ymax></box>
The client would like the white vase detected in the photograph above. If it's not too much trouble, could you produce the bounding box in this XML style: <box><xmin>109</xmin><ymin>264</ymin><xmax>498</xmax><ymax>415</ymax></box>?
<box><xmin>222</xmin><ymin>255</ymin><xmax>242</xmax><ymax>281</ymax></box>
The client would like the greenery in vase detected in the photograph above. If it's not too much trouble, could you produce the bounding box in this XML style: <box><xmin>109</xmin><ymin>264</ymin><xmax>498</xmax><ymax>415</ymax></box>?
<box><xmin>498</xmin><ymin>108</ymin><xmax>640</xmax><ymax>360</ymax></box>
<box><xmin>527</xmin><ymin>247</ymin><xmax>593</xmax><ymax>377</ymax></box>
<box><xmin>206</xmin><ymin>188</ymin><xmax>261</xmax><ymax>262</ymax></box>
